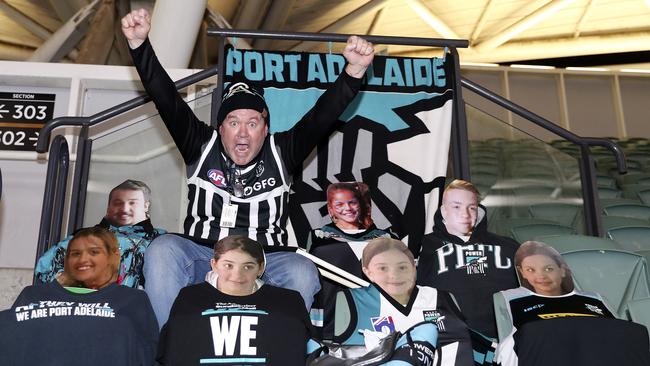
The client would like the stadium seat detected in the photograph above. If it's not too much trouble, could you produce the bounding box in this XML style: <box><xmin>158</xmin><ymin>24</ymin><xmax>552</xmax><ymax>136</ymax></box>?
<box><xmin>529</xmin><ymin>203</ymin><xmax>580</xmax><ymax>227</ymax></box>
<box><xmin>627</xmin><ymin>298</ymin><xmax>650</xmax><ymax>333</ymax></box>
<box><xmin>603</xmin><ymin>203</ymin><xmax>650</xmax><ymax>221</ymax></box>
<box><xmin>601</xmin><ymin>215</ymin><xmax>650</xmax><ymax>233</ymax></box>
<box><xmin>562</xmin><ymin>249</ymin><xmax>650</xmax><ymax>319</ymax></box>
<box><xmin>488</xmin><ymin>217</ymin><xmax>558</xmax><ymax>237</ymax></box>
<box><xmin>616</xmin><ymin>172</ymin><xmax>650</xmax><ymax>187</ymax></box>
<box><xmin>636</xmin><ymin>189</ymin><xmax>650</xmax><ymax>205</ymax></box>
<box><xmin>606</xmin><ymin>226</ymin><xmax>650</xmax><ymax>251</ymax></box>
<box><xmin>510</xmin><ymin>223</ymin><xmax>576</xmax><ymax>244</ymax></box>
<box><xmin>598</xmin><ymin>187</ymin><xmax>622</xmax><ymax>199</ymax></box>
<box><xmin>511</xmin><ymin>184</ymin><xmax>558</xmax><ymax>197</ymax></box>
<box><xmin>535</xmin><ymin>234</ymin><xmax>622</xmax><ymax>253</ymax></box>
<box><xmin>596</xmin><ymin>175</ymin><xmax>617</xmax><ymax>189</ymax></box>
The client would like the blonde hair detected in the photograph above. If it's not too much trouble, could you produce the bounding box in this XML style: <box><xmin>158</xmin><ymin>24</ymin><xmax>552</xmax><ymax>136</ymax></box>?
<box><xmin>443</xmin><ymin>179</ymin><xmax>480</xmax><ymax>202</ymax></box>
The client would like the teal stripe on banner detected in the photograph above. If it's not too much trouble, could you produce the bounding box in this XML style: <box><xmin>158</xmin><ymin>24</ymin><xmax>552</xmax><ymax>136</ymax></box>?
<box><xmin>200</xmin><ymin>358</ymin><xmax>266</xmax><ymax>364</ymax></box>
<box><xmin>201</xmin><ymin>309</ymin><xmax>269</xmax><ymax>316</ymax></box>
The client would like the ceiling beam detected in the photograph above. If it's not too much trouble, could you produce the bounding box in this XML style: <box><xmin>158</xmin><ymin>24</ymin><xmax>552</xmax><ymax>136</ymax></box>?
<box><xmin>289</xmin><ymin>0</ymin><xmax>393</xmax><ymax>52</ymax></box>
<box><xmin>48</xmin><ymin>0</ymin><xmax>88</xmax><ymax>22</ymax></box>
<box><xmin>76</xmin><ymin>0</ymin><xmax>115</xmax><ymax>64</ymax></box>
<box><xmin>206</xmin><ymin>5</ymin><xmax>252</xmax><ymax>49</ymax></box>
<box><xmin>0</xmin><ymin>42</ymin><xmax>32</xmax><ymax>61</ymax></box>
<box><xmin>473</xmin><ymin>0</ymin><xmax>575</xmax><ymax>52</ymax></box>
<box><xmin>405</xmin><ymin>0</ymin><xmax>459</xmax><ymax>39</ymax></box>
<box><xmin>574</xmin><ymin>0</ymin><xmax>596</xmax><ymax>38</ymax></box>
<box><xmin>28</xmin><ymin>0</ymin><xmax>100</xmax><ymax>62</ymax></box>
<box><xmin>233</xmin><ymin>0</ymin><xmax>268</xmax><ymax>30</ymax></box>
<box><xmin>253</xmin><ymin>0</ymin><xmax>295</xmax><ymax>50</ymax></box>
<box><xmin>392</xmin><ymin>31</ymin><xmax>650</xmax><ymax>64</ymax></box>
<box><xmin>368</xmin><ymin>5</ymin><xmax>386</xmax><ymax>35</ymax></box>
<box><xmin>0</xmin><ymin>0</ymin><xmax>52</xmax><ymax>40</ymax></box>
<box><xmin>469</xmin><ymin>0</ymin><xmax>494</xmax><ymax>44</ymax></box>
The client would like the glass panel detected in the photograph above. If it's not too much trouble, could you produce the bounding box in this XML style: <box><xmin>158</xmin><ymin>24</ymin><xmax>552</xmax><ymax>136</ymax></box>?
<box><xmin>465</xmin><ymin>102</ymin><xmax>586</xmax><ymax>243</ymax></box>
<box><xmin>83</xmin><ymin>86</ymin><xmax>215</xmax><ymax>233</ymax></box>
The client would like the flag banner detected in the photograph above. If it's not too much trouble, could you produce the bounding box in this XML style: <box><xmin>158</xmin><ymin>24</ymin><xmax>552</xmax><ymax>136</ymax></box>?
<box><xmin>224</xmin><ymin>46</ymin><xmax>454</xmax><ymax>254</ymax></box>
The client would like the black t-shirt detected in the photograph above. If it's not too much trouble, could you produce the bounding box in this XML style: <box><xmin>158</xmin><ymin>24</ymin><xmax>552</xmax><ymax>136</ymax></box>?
<box><xmin>158</xmin><ymin>282</ymin><xmax>313</xmax><ymax>365</ymax></box>
<box><xmin>0</xmin><ymin>282</ymin><xmax>158</xmax><ymax>366</ymax></box>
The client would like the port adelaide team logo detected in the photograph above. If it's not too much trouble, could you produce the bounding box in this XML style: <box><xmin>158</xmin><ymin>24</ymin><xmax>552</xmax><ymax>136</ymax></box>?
<box><xmin>423</xmin><ymin>310</ymin><xmax>446</xmax><ymax>332</ymax></box>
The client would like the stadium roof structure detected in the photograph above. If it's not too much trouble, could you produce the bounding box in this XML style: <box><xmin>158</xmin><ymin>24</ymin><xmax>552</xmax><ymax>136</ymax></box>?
<box><xmin>1</xmin><ymin>0</ymin><xmax>649</xmax><ymax>69</ymax></box>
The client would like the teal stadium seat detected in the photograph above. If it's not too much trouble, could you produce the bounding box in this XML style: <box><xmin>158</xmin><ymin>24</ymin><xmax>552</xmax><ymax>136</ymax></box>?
<box><xmin>603</xmin><ymin>203</ymin><xmax>650</xmax><ymax>221</ymax></box>
<box><xmin>598</xmin><ymin>187</ymin><xmax>622</xmax><ymax>199</ymax></box>
<box><xmin>601</xmin><ymin>215</ymin><xmax>650</xmax><ymax>233</ymax></box>
<box><xmin>529</xmin><ymin>203</ymin><xmax>580</xmax><ymax>227</ymax></box>
<box><xmin>596</xmin><ymin>175</ymin><xmax>617</xmax><ymax>189</ymax></box>
<box><xmin>510</xmin><ymin>223</ymin><xmax>575</xmax><ymax>244</ymax></box>
<box><xmin>607</xmin><ymin>226</ymin><xmax>650</xmax><ymax>251</ymax></box>
<box><xmin>562</xmin><ymin>249</ymin><xmax>650</xmax><ymax>319</ymax></box>
<box><xmin>636</xmin><ymin>188</ymin><xmax>650</xmax><ymax>205</ymax></box>
<box><xmin>535</xmin><ymin>234</ymin><xmax>622</xmax><ymax>253</ymax></box>
<box><xmin>627</xmin><ymin>298</ymin><xmax>650</xmax><ymax>333</ymax></box>
<box><xmin>488</xmin><ymin>217</ymin><xmax>557</xmax><ymax>237</ymax></box>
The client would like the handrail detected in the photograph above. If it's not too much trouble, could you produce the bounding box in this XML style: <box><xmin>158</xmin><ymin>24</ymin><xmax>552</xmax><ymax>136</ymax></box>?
<box><xmin>34</xmin><ymin>135</ymin><xmax>69</xmax><ymax>283</ymax></box>
<box><xmin>35</xmin><ymin>65</ymin><xmax>219</xmax><ymax>153</ymax></box>
<box><xmin>460</xmin><ymin>77</ymin><xmax>628</xmax><ymax>174</ymax></box>
<box><xmin>461</xmin><ymin>76</ymin><xmax>628</xmax><ymax>236</ymax></box>
<box><xmin>207</xmin><ymin>28</ymin><xmax>470</xmax><ymax>48</ymax></box>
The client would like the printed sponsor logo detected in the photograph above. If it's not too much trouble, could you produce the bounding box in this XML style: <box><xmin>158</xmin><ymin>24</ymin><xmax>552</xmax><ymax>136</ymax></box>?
<box><xmin>208</xmin><ymin>169</ymin><xmax>227</xmax><ymax>188</ymax></box>
<box><xmin>523</xmin><ymin>304</ymin><xmax>544</xmax><ymax>312</ymax></box>
<box><xmin>423</xmin><ymin>310</ymin><xmax>446</xmax><ymax>332</ymax></box>
<box><xmin>243</xmin><ymin>177</ymin><xmax>276</xmax><ymax>196</ymax></box>
<box><xmin>585</xmin><ymin>304</ymin><xmax>604</xmax><ymax>315</ymax></box>
<box><xmin>538</xmin><ymin>313</ymin><xmax>597</xmax><ymax>319</ymax></box>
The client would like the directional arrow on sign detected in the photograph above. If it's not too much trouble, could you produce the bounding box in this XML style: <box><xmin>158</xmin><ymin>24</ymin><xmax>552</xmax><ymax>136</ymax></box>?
<box><xmin>0</xmin><ymin>104</ymin><xmax>8</xmax><ymax>118</ymax></box>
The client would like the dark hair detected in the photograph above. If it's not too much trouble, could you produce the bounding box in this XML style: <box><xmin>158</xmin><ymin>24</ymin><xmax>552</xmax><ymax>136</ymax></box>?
<box><xmin>361</xmin><ymin>237</ymin><xmax>415</xmax><ymax>268</ymax></box>
<box><xmin>326</xmin><ymin>182</ymin><xmax>373</xmax><ymax>229</ymax></box>
<box><xmin>108</xmin><ymin>179</ymin><xmax>152</xmax><ymax>217</ymax></box>
<box><xmin>62</xmin><ymin>227</ymin><xmax>120</xmax><ymax>287</ymax></box>
<box><xmin>515</xmin><ymin>241</ymin><xmax>574</xmax><ymax>294</ymax></box>
<box><xmin>214</xmin><ymin>235</ymin><xmax>265</xmax><ymax>267</ymax></box>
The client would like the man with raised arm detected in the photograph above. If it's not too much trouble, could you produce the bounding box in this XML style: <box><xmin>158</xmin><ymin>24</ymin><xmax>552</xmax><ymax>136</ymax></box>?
<box><xmin>121</xmin><ymin>9</ymin><xmax>374</xmax><ymax>327</ymax></box>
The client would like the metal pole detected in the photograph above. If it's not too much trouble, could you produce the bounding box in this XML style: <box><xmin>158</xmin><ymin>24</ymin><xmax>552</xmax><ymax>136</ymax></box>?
<box><xmin>34</xmin><ymin>135</ymin><xmax>69</xmax><ymax>283</ymax></box>
<box><xmin>207</xmin><ymin>28</ymin><xmax>470</xmax><ymax>48</ymax></box>
<box><xmin>211</xmin><ymin>35</ymin><xmax>226</xmax><ymax>128</ymax></box>
<box><xmin>578</xmin><ymin>144</ymin><xmax>603</xmax><ymax>236</ymax></box>
<box><xmin>67</xmin><ymin>126</ymin><xmax>92</xmax><ymax>235</ymax></box>
<box><xmin>449</xmin><ymin>47</ymin><xmax>470</xmax><ymax>180</ymax></box>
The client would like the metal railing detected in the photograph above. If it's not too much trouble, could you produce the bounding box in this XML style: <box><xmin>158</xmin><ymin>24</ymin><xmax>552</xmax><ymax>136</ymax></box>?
<box><xmin>35</xmin><ymin>135</ymin><xmax>69</xmax><ymax>282</ymax></box>
<box><xmin>461</xmin><ymin>78</ymin><xmax>627</xmax><ymax>236</ymax></box>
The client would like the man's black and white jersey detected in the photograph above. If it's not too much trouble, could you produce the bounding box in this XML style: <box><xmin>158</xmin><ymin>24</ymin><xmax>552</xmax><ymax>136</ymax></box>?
<box><xmin>417</xmin><ymin>204</ymin><xmax>520</xmax><ymax>339</ymax></box>
<box><xmin>131</xmin><ymin>39</ymin><xmax>362</xmax><ymax>247</ymax></box>
<box><xmin>158</xmin><ymin>282</ymin><xmax>312</xmax><ymax>365</ymax></box>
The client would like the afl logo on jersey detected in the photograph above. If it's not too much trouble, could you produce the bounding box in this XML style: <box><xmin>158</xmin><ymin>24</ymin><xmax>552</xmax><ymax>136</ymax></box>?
<box><xmin>207</xmin><ymin>169</ymin><xmax>227</xmax><ymax>188</ymax></box>
<box><xmin>371</xmin><ymin>316</ymin><xmax>395</xmax><ymax>334</ymax></box>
